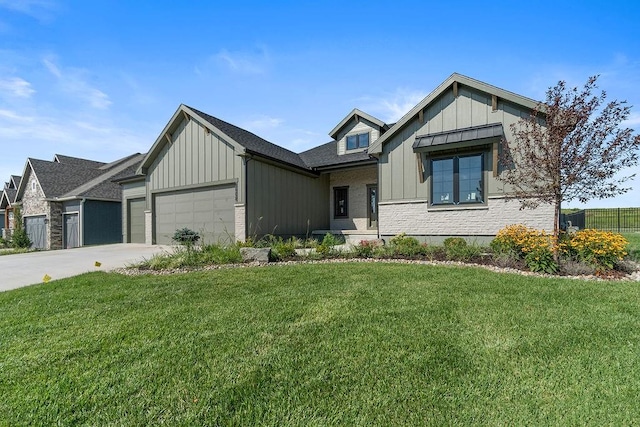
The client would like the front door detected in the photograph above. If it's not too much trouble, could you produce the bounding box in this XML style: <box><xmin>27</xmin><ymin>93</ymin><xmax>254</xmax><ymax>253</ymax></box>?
<box><xmin>367</xmin><ymin>185</ymin><xmax>378</xmax><ymax>229</ymax></box>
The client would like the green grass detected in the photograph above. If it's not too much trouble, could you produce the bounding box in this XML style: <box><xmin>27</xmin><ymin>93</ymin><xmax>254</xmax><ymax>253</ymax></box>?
<box><xmin>564</xmin><ymin>207</ymin><xmax>640</xmax><ymax>233</ymax></box>
<box><xmin>0</xmin><ymin>248</ymin><xmax>32</xmax><ymax>256</ymax></box>
<box><xmin>2</xmin><ymin>263</ymin><xmax>640</xmax><ymax>425</ymax></box>
<box><xmin>623</xmin><ymin>232</ymin><xmax>640</xmax><ymax>261</ymax></box>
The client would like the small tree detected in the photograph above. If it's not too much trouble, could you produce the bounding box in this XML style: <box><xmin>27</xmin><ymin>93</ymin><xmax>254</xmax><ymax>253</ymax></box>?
<box><xmin>499</xmin><ymin>75</ymin><xmax>640</xmax><ymax>242</ymax></box>
<box><xmin>11</xmin><ymin>207</ymin><xmax>31</xmax><ymax>249</ymax></box>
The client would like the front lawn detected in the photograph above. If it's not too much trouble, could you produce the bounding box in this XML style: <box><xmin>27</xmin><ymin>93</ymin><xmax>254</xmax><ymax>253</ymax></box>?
<box><xmin>623</xmin><ymin>232</ymin><xmax>640</xmax><ymax>261</ymax></box>
<box><xmin>1</xmin><ymin>263</ymin><xmax>640</xmax><ymax>425</ymax></box>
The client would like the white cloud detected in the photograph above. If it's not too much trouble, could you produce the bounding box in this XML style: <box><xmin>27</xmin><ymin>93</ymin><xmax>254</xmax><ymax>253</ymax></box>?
<box><xmin>0</xmin><ymin>77</ymin><xmax>35</xmax><ymax>98</ymax></box>
<box><xmin>242</xmin><ymin>115</ymin><xmax>283</xmax><ymax>132</ymax></box>
<box><xmin>42</xmin><ymin>56</ymin><xmax>112</xmax><ymax>109</ymax></box>
<box><xmin>213</xmin><ymin>46</ymin><xmax>270</xmax><ymax>75</ymax></box>
<box><xmin>359</xmin><ymin>88</ymin><xmax>427</xmax><ymax>123</ymax></box>
<box><xmin>0</xmin><ymin>108</ymin><xmax>35</xmax><ymax>122</ymax></box>
<box><xmin>0</xmin><ymin>0</ymin><xmax>57</xmax><ymax>21</ymax></box>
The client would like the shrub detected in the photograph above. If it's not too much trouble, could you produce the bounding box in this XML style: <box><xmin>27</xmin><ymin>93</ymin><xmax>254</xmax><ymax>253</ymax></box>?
<box><xmin>561</xmin><ymin>229</ymin><xmax>628</xmax><ymax>270</ymax></box>
<box><xmin>11</xmin><ymin>228</ymin><xmax>31</xmax><ymax>249</ymax></box>
<box><xmin>559</xmin><ymin>259</ymin><xmax>597</xmax><ymax>276</ymax></box>
<box><xmin>524</xmin><ymin>247</ymin><xmax>558</xmax><ymax>274</ymax></box>
<box><xmin>443</xmin><ymin>237</ymin><xmax>469</xmax><ymax>260</ymax></box>
<box><xmin>172</xmin><ymin>228</ymin><xmax>200</xmax><ymax>247</ymax></box>
<box><xmin>354</xmin><ymin>239</ymin><xmax>382</xmax><ymax>258</ymax></box>
<box><xmin>389</xmin><ymin>233</ymin><xmax>424</xmax><ymax>257</ymax></box>
<box><xmin>491</xmin><ymin>224</ymin><xmax>554</xmax><ymax>257</ymax></box>
<box><xmin>201</xmin><ymin>244</ymin><xmax>242</xmax><ymax>264</ymax></box>
<box><xmin>256</xmin><ymin>235</ymin><xmax>297</xmax><ymax>261</ymax></box>
<box><xmin>317</xmin><ymin>233</ymin><xmax>343</xmax><ymax>256</ymax></box>
<box><xmin>493</xmin><ymin>251</ymin><xmax>521</xmax><ymax>269</ymax></box>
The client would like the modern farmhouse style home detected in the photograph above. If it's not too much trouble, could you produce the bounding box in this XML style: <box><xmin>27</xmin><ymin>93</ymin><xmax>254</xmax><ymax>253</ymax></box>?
<box><xmin>121</xmin><ymin>73</ymin><xmax>554</xmax><ymax>245</ymax></box>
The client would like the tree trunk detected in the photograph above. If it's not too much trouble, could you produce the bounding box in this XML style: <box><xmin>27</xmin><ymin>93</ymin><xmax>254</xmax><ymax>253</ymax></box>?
<box><xmin>553</xmin><ymin>196</ymin><xmax>562</xmax><ymax>261</ymax></box>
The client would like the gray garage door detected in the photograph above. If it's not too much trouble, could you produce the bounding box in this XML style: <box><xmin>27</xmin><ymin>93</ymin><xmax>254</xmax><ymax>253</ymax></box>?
<box><xmin>25</xmin><ymin>215</ymin><xmax>46</xmax><ymax>249</ymax></box>
<box><xmin>154</xmin><ymin>185</ymin><xmax>235</xmax><ymax>245</ymax></box>
<box><xmin>127</xmin><ymin>198</ymin><xmax>146</xmax><ymax>243</ymax></box>
<box><xmin>64</xmin><ymin>213</ymin><xmax>79</xmax><ymax>249</ymax></box>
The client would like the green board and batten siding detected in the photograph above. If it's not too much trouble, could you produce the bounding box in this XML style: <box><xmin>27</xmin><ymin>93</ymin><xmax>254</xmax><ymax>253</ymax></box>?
<box><xmin>137</xmin><ymin>109</ymin><xmax>330</xmax><ymax>243</ymax></box>
<box><xmin>379</xmin><ymin>85</ymin><xmax>530</xmax><ymax>203</ymax></box>
<box><xmin>146</xmin><ymin>117</ymin><xmax>244</xmax><ymax>200</ymax></box>
<box><xmin>146</xmin><ymin>116</ymin><xmax>243</xmax><ymax>244</ymax></box>
<box><xmin>246</xmin><ymin>160</ymin><xmax>329</xmax><ymax>237</ymax></box>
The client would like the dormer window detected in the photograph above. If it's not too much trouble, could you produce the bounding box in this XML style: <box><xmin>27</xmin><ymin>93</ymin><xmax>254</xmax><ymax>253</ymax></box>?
<box><xmin>346</xmin><ymin>132</ymin><xmax>370</xmax><ymax>150</ymax></box>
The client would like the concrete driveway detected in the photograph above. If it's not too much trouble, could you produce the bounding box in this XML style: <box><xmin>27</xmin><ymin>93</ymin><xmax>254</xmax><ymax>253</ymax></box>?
<box><xmin>0</xmin><ymin>244</ymin><xmax>171</xmax><ymax>292</ymax></box>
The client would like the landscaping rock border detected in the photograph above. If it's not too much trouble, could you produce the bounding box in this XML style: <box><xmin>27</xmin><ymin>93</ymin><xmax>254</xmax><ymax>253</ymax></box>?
<box><xmin>113</xmin><ymin>257</ymin><xmax>640</xmax><ymax>282</ymax></box>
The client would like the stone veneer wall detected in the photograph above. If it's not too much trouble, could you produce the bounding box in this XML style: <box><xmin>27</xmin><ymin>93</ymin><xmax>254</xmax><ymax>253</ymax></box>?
<box><xmin>379</xmin><ymin>197</ymin><xmax>554</xmax><ymax>241</ymax></box>
<box><xmin>234</xmin><ymin>204</ymin><xmax>245</xmax><ymax>242</ymax></box>
<box><xmin>21</xmin><ymin>173</ymin><xmax>48</xmax><ymax>218</ymax></box>
<box><xmin>329</xmin><ymin>166</ymin><xmax>377</xmax><ymax>231</ymax></box>
<box><xmin>145</xmin><ymin>210</ymin><xmax>152</xmax><ymax>245</ymax></box>
<box><xmin>48</xmin><ymin>201</ymin><xmax>63</xmax><ymax>249</ymax></box>
<box><xmin>21</xmin><ymin>172</ymin><xmax>51</xmax><ymax>249</ymax></box>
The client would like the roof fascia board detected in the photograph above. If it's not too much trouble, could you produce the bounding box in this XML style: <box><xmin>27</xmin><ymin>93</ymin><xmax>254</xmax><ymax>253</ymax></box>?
<box><xmin>114</xmin><ymin>175</ymin><xmax>146</xmax><ymax>184</ymax></box>
<box><xmin>329</xmin><ymin>108</ymin><xmax>386</xmax><ymax>139</ymax></box>
<box><xmin>15</xmin><ymin>159</ymin><xmax>37</xmax><ymax>201</ymax></box>
<box><xmin>0</xmin><ymin>190</ymin><xmax>9</xmax><ymax>208</ymax></box>
<box><xmin>313</xmin><ymin>159</ymin><xmax>377</xmax><ymax>173</ymax></box>
<box><xmin>137</xmin><ymin>104</ymin><xmax>246</xmax><ymax>174</ymax></box>
<box><xmin>54</xmin><ymin>196</ymin><xmax>120</xmax><ymax>203</ymax></box>
<box><xmin>368</xmin><ymin>73</ymin><xmax>541</xmax><ymax>154</ymax></box>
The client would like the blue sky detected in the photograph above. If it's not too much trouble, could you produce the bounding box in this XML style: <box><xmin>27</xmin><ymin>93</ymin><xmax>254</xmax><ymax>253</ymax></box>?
<box><xmin>1</xmin><ymin>0</ymin><xmax>639</xmax><ymax>208</ymax></box>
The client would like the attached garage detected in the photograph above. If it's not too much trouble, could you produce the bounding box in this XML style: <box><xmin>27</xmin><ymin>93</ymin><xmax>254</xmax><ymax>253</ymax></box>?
<box><xmin>127</xmin><ymin>198</ymin><xmax>146</xmax><ymax>243</ymax></box>
<box><xmin>63</xmin><ymin>213</ymin><xmax>79</xmax><ymax>249</ymax></box>
<box><xmin>25</xmin><ymin>215</ymin><xmax>46</xmax><ymax>249</ymax></box>
<box><xmin>153</xmin><ymin>184</ymin><xmax>235</xmax><ymax>245</ymax></box>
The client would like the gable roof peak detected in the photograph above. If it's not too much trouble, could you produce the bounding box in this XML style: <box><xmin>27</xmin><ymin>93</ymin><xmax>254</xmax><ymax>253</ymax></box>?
<box><xmin>368</xmin><ymin>73</ymin><xmax>541</xmax><ymax>154</ymax></box>
<box><xmin>329</xmin><ymin>108</ymin><xmax>386</xmax><ymax>140</ymax></box>
<box><xmin>139</xmin><ymin>104</ymin><xmax>310</xmax><ymax>174</ymax></box>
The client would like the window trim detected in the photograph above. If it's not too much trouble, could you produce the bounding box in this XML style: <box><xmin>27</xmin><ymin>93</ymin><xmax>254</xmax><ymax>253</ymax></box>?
<box><xmin>346</xmin><ymin>132</ymin><xmax>370</xmax><ymax>150</ymax></box>
<box><xmin>333</xmin><ymin>186</ymin><xmax>349</xmax><ymax>218</ymax></box>
<box><xmin>429</xmin><ymin>152</ymin><xmax>485</xmax><ymax>206</ymax></box>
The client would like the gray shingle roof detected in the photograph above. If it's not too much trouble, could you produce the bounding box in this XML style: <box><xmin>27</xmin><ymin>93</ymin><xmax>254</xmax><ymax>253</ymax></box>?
<box><xmin>70</xmin><ymin>154</ymin><xmax>145</xmax><ymax>200</ymax></box>
<box><xmin>187</xmin><ymin>106</ymin><xmax>310</xmax><ymax>170</ymax></box>
<box><xmin>1</xmin><ymin>188</ymin><xmax>17</xmax><ymax>208</ymax></box>
<box><xmin>29</xmin><ymin>158</ymin><xmax>106</xmax><ymax>198</ymax></box>
<box><xmin>25</xmin><ymin>153</ymin><xmax>143</xmax><ymax>201</ymax></box>
<box><xmin>54</xmin><ymin>154</ymin><xmax>106</xmax><ymax>169</ymax></box>
<box><xmin>299</xmin><ymin>141</ymin><xmax>374</xmax><ymax>169</ymax></box>
<box><xmin>10</xmin><ymin>175</ymin><xmax>21</xmax><ymax>189</ymax></box>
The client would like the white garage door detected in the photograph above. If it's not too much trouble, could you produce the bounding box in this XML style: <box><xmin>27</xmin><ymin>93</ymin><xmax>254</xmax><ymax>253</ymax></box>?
<box><xmin>154</xmin><ymin>185</ymin><xmax>235</xmax><ymax>245</ymax></box>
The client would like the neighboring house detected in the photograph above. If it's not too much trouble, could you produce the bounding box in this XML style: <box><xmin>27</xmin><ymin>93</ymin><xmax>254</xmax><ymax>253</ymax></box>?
<box><xmin>15</xmin><ymin>153</ymin><xmax>144</xmax><ymax>249</ymax></box>
<box><xmin>1</xmin><ymin>175</ymin><xmax>21</xmax><ymax>240</ymax></box>
<box><xmin>122</xmin><ymin>73</ymin><xmax>553</xmax><ymax>245</ymax></box>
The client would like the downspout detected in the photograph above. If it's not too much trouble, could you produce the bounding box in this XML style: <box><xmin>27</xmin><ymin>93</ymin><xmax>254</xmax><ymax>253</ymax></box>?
<box><xmin>243</xmin><ymin>154</ymin><xmax>252</xmax><ymax>241</ymax></box>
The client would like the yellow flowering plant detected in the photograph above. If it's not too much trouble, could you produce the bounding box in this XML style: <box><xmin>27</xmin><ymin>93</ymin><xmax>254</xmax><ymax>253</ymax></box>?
<box><xmin>561</xmin><ymin>229</ymin><xmax>628</xmax><ymax>270</ymax></box>
<box><xmin>491</xmin><ymin>224</ymin><xmax>556</xmax><ymax>257</ymax></box>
